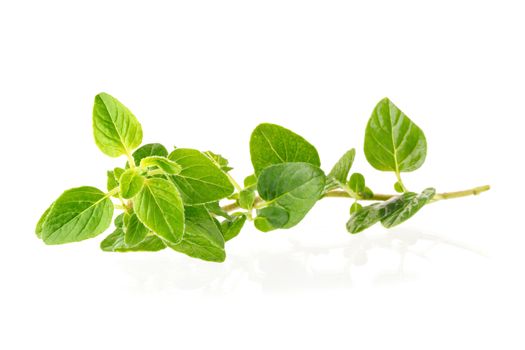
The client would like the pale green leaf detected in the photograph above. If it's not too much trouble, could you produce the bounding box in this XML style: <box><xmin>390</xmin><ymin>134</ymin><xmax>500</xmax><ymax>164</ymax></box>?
<box><xmin>140</xmin><ymin>156</ymin><xmax>181</xmax><ymax>175</ymax></box>
<box><xmin>168</xmin><ymin>148</ymin><xmax>234</xmax><ymax>204</ymax></box>
<box><xmin>364</xmin><ymin>98</ymin><xmax>427</xmax><ymax>173</ymax></box>
<box><xmin>250</xmin><ymin>123</ymin><xmax>320</xmax><ymax>175</ymax></box>
<box><xmin>119</xmin><ymin>168</ymin><xmax>145</xmax><ymax>199</ymax></box>
<box><xmin>134</xmin><ymin>178</ymin><xmax>185</xmax><ymax>244</ymax></box>
<box><xmin>92</xmin><ymin>92</ymin><xmax>143</xmax><ymax>157</ymax></box>
<box><xmin>35</xmin><ymin>202</ymin><xmax>55</xmax><ymax>238</ymax></box>
<box><xmin>40</xmin><ymin>187</ymin><xmax>114</xmax><ymax>244</ymax></box>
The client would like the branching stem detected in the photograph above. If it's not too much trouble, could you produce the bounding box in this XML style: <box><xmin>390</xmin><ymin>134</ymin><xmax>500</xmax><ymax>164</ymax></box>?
<box><xmin>220</xmin><ymin>185</ymin><xmax>490</xmax><ymax>213</ymax></box>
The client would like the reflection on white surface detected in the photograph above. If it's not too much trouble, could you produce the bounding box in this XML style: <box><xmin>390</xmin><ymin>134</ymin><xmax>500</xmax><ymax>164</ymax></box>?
<box><xmin>117</xmin><ymin>228</ymin><xmax>488</xmax><ymax>294</ymax></box>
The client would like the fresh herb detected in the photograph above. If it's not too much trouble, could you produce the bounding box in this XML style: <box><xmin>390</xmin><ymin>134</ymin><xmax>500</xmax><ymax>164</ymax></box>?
<box><xmin>36</xmin><ymin>94</ymin><xmax>490</xmax><ymax>262</ymax></box>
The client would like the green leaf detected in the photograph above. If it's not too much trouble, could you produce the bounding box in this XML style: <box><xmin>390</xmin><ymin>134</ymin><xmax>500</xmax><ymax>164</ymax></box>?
<box><xmin>119</xmin><ymin>168</ymin><xmax>145</xmax><ymax>199</ymax></box>
<box><xmin>205</xmin><ymin>202</ymin><xmax>232</xmax><ymax>220</ymax></box>
<box><xmin>364</xmin><ymin>98</ymin><xmax>427</xmax><ymax>173</ymax></box>
<box><xmin>204</xmin><ymin>151</ymin><xmax>233</xmax><ymax>172</ymax></box>
<box><xmin>326</xmin><ymin>149</ymin><xmax>355</xmax><ymax>191</ymax></box>
<box><xmin>140</xmin><ymin>156</ymin><xmax>181</xmax><ymax>175</ymax></box>
<box><xmin>92</xmin><ymin>92</ymin><xmax>143</xmax><ymax>158</ymax></box>
<box><xmin>100</xmin><ymin>228</ymin><xmax>166</xmax><ymax>252</ymax></box>
<box><xmin>134</xmin><ymin>178</ymin><xmax>185</xmax><ymax>244</ymax></box>
<box><xmin>250</xmin><ymin>123</ymin><xmax>321</xmax><ymax>175</ymax></box>
<box><xmin>125</xmin><ymin>213</ymin><xmax>149</xmax><ymax>246</ymax></box>
<box><xmin>239</xmin><ymin>189</ymin><xmax>256</xmax><ymax>210</ymax></box>
<box><xmin>394</xmin><ymin>181</ymin><xmax>404</xmax><ymax>193</ymax></box>
<box><xmin>346</xmin><ymin>192</ymin><xmax>420</xmax><ymax>234</ymax></box>
<box><xmin>132</xmin><ymin>143</ymin><xmax>168</xmax><ymax>165</ymax></box>
<box><xmin>40</xmin><ymin>187</ymin><xmax>114</xmax><ymax>244</ymax></box>
<box><xmin>381</xmin><ymin>188</ymin><xmax>436</xmax><ymax>228</ymax></box>
<box><xmin>221</xmin><ymin>214</ymin><xmax>247</xmax><ymax>241</ymax></box>
<box><xmin>256</xmin><ymin>162</ymin><xmax>325</xmax><ymax>230</ymax></box>
<box><xmin>36</xmin><ymin>202</ymin><xmax>55</xmax><ymax>238</ymax></box>
<box><xmin>254</xmin><ymin>207</ymin><xmax>289</xmax><ymax>232</ymax></box>
<box><xmin>349</xmin><ymin>173</ymin><xmax>365</xmax><ymax>194</ymax></box>
<box><xmin>168</xmin><ymin>148</ymin><xmax>234</xmax><ymax>204</ymax></box>
<box><xmin>350</xmin><ymin>202</ymin><xmax>362</xmax><ymax>215</ymax></box>
<box><xmin>166</xmin><ymin>206</ymin><xmax>226</xmax><ymax>262</ymax></box>
<box><xmin>243</xmin><ymin>174</ymin><xmax>257</xmax><ymax>188</ymax></box>
<box><xmin>107</xmin><ymin>170</ymin><xmax>118</xmax><ymax>191</ymax></box>
<box><xmin>362</xmin><ymin>186</ymin><xmax>374</xmax><ymax>199</ymax></box>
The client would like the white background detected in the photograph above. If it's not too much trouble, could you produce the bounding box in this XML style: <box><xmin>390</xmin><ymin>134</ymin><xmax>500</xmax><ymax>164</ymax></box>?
<box><xmin>1</xmin><ymin>1</ymin><xmax>524</xmax><ymax>349</ymax></box>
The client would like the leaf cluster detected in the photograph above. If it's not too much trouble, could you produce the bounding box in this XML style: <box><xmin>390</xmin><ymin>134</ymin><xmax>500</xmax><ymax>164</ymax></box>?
<box><xmin>36</xmin><ymin>94</ymin><xmax>482</xmax><ymax>262</ymax></box>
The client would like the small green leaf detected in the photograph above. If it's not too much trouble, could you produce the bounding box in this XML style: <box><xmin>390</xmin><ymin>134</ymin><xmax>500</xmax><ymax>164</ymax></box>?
<box><xmin>92</xmin><ymin>92</ymin><xmax>143</xmax><ymax>158</ymax></box>
<box><xmin>140</xmin><ymin>156</ymin><xmax>181</xmax><ymax>175</ymax></box>
<box><xmin>394</xmin><ymin>181</ymin><xmax>404</xmax><ymax>193</ymax></box>
<box><xmin>221</xmin><ymin>214</ymin><xmax>247</xmax><ymax>241</ymax></box>
<box><xmin>119</xmin><ymin>168</ymin><xmax>145</xmax><ymax>199</ymax></box>
<box><xmin>205</xmin><ymin>202</ymin><xmax>232</xmax><ymax>220</ymax></box>
<box><xmin>326</xmin><ymin>149</ymin><xmax>355</xmax><ymax>191</ymax></box>
<box><xmin>254</xmin><ymin>207</ymin><xmax>289</xmax><ymax>232</ymax></box>
<box><xmin>134</xmin><ymin>178</ymin><xmax>185</xmax><ymax>244</ymax></box>
<box><xmin>381</xmin><ymin>188</ymin><xmax>436</xmax><ymax>228</ymax></box>
<box><xmin>243</xmin><ymin>174</ymin><xmax>257</xmax><ymax>188</ymax></box>
<box><xmin>168</xmin><ymin>148</ymin><xmax>234</xmax><ymax>204</ymax></box>
<box><xmin>107</xmin><ymin>170</ymin><xmax>118</xmax><ymax>191</ymax></box>
<box><xmin>114</xmin><ymin>167</ymin><xmax>125</xmax><ymax>180</ymax></box>
<box><xmin>350</xmin><ymin>202</ymin><xmax>362</xmax><ymax>215</ymax></box>
<box><xmin>239</xmin><ymin>189</ymin><xmax>256</xmax><ymax>210</ymax></box>
<box><xmin>36</xmin><ymin>202</ymin><xmax>55</xmax><ymax>238</ymax></box>
<box><xmin>166</xmin><ymin>206</ymin><xmax>226</xmax><ymax>262</ymax></box>
<box><xmin>250</xmin><ymin>123</ymin><xmax>321</xmax><ymax>175</ymax></box>
<box><xmin>204</xmin><ymin>151</ymin><xmax>233</xmax><ymax>172</ymax></box>
<box><xmin>132</xmin><ymin>143</ymin><xmax>168</xmax><ymax>165</ymax></box>
<box><xmin>256</xmin><ymin>162</ymin><xmax>325</xmax><ymax>230</ymax></box>
<box><xmin>362</xmin><ymin>186</ymin><xmax>374</xmax><ymax>199</ymax></box>
<box><xmin>125</xmin><ymin>213</ymin><xmax>149</xmax><ymax>246</ymax></box>
<box><xmin>364</xmin><ymin>98</ymin><xmax>427</xmax><ymax>173</ymax></box>
<box><xmin>40</xmin><ymin>187</ymin><xmax>114</xmax><ymax>244</ymax></box>
<box><xmin>349</xmin><ymin>173</ymin><xmax>365</xmax><ymax>194</ymax></box>
<box><xmin>113</xmin><ymin>213</ymin><xmax>125</xmax><ymax>228</ymax></box>
<box><xmin>100</xmin><ymin>228</ymin><xmax>166</xmax><ymax>252</ymax></box>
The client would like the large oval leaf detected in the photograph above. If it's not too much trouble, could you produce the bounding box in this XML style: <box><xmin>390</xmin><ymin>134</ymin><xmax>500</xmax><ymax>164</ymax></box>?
<box><xmin>250</xmin><ymin>123</ymin><xmax>321</xmax><ymax>175</ymax></box>
<box><xmin>168</xmin><ymin>148</ymin><xmax>234</xmax><ymax>204</ymax></box>
<box><xmin>166</xmin><ymin>206</ymin><xmax>226</xmax><ymax>262</ymax></box>
<box><xmin>364</xmin><ymin>98</ymin><xmax>427</xmax><ymax>173</ymax></box>
<box><xmin>256</xmin><ymin>162</ymin><xmax>325</xmax><ymax>230</ymax></box>
<box><xmin>40</xmin><ymin>186</ymin><xmax>114</xmax><ymax>244</ymax></box>
<box><xmin>134</xmin><ymin>178</ymin><xmax>185</xmax><ymax>244</ymax></box>
<box><xmin>93</xmin><ymin>92</ymin><xmax>143</xmax><ymax>158</ymax></box>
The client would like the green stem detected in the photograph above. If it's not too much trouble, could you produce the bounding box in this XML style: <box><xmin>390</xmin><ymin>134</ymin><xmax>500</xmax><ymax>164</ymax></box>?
<box><xmin>126</xmin><ymin>153</ymin><xmax>136</xmax><ymax>169</ymax></box>
<box><xmin>220</xmin><ymin>185</ymin><xmax>490</xmax><ymax>213</ymax></box>
<box><xmin>395</xmin><ymin>171</ymin><xmax>408</xmax><ymax>192</ymax></box>
<box><xmin>226</xmin><ymin>172</ymin><xmax>243</xmax><ymax>192</ymax></box>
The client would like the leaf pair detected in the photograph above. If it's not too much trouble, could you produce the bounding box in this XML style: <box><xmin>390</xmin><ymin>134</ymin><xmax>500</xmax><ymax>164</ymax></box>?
<box><xmin>249</xmin><ymin>123</ymin><xmax>326</xmax><ymax>231</ymax></box>
<box><xmin>346</xmin><ymin>188</ymin><xmax>436</xmax><ymax>233</ymax></box>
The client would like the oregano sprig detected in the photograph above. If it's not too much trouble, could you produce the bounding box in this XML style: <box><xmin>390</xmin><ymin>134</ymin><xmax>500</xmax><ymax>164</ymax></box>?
<box><xmin>36</xmin><ymin>94</ymin><xmax>490</xmax><ymax>262</ymax></box>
